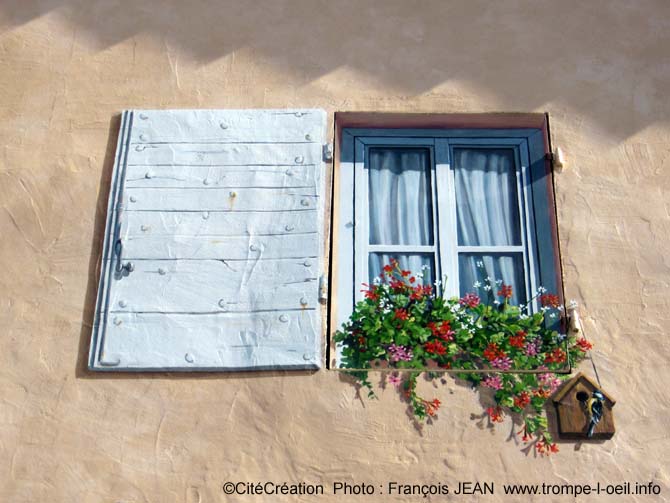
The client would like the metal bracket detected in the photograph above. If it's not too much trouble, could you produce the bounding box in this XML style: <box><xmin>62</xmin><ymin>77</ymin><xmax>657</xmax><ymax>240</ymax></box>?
<box><xmin>114</xmin><ymin>239</ymin><xmax>134</xmax><ymax>275</ymax></box>
<box><xmin>322</xmin><ymin>143</ymin><xmax>333</xmax><ymax>162</ymax></box>
<box><xmin>318</xmin><ymin>274</ymin><xmax>328</xmax><ymax>303</ymax></box>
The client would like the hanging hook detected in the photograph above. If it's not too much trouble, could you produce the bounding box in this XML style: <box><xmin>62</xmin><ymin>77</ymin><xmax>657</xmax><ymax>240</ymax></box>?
<box><xmin>114</xmin><ymin>239</ymin><xmax>134</xmax><ymax>275</ymax></box>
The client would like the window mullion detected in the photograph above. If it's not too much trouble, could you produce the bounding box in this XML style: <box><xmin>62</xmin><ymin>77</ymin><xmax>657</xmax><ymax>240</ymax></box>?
<box><xmin>434</xmin><ymin>138</ymin><xmax>459</xmax><ymax>297</ymax></box>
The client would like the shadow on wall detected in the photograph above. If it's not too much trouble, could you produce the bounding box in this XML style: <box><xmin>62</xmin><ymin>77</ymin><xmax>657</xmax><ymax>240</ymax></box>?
<box><xmin>2</xmin><ymin>0</ymin><xmax>670</xmax><ymax>139</ymax></box>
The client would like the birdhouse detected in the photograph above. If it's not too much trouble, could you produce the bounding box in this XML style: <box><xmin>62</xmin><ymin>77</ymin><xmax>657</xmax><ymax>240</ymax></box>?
<box><xmin>552</xmin><ymin>373</ymin><xmax>616</xmax><ymax>439</ymax></box>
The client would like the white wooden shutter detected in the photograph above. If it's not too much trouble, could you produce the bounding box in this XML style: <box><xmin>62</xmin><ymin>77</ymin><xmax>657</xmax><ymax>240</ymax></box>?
<box><xmin>90</xmin><ymin>109</ymin><xmax>327</xmax><ymax>371</ymax></box>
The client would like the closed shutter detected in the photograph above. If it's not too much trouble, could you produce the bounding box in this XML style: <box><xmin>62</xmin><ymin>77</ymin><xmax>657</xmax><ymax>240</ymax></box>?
<box><xmin>90</xmin><ymin>109</ymin><xmax>327</xmax><ymax>371</ymax></box>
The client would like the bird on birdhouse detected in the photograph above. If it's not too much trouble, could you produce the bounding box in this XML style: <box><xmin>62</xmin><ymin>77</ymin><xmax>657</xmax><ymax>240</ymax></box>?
<box><xmin>585</xmin><ymin>390</ymin><xmax>605</xmax><ymax>438</ymax></box>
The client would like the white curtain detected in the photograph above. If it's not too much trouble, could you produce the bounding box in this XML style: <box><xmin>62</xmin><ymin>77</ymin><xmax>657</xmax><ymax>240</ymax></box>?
<box><xmin>369</xmin><ymin>253</ymin><xmax>434</xmax><ymax>286</ymax></box>
<box><xmin>454</xmin><ymin>148</ymin><xmax>525</xmax><ymax>304</ymax></box>
<box><xmin>368</xmin><ymin>148</ymin><xmax>433</xmax><ymax>245</ymax></box>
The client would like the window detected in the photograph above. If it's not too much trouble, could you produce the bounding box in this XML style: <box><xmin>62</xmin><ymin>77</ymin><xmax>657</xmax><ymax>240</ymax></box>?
<box><xmin>89</xmin><ymin>109</ymin><xmax>327</xmax><ymax>371</ymax></box>
<box><xmin>332</xmin><ymin>114</ymin><xmax>563</xmax><ymax>368</ymax></box>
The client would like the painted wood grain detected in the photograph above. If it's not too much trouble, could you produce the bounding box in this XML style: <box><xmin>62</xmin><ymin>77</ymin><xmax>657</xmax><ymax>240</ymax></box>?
<box><xmin>130</xmin><ymin>109</ymin><xmax>325</xmax><ymax>144</ymax></box>
<box><xmin>104</xmin><ymin>258</ymin><xmax>318</xmax><ymax>313</ymax></box>
<box><xmin>119</xmin><ymin>210</ymin><xmax>318</xmax><ymax>238</ymax></box>
<box><xmin>122</xmin><ymin>232</ymin><xmax>318</xmax><ymax>260</ymax></box>
<box><xmin>122</xmin><ymin>187</ymin><xmax>318</xmax><ymax>212</ymax></box>
<box><xmin>127</xmin><ymin>142</ymin><xmax>322</xmax><ymax>166</ymax></box>
<box><xmin>124</xmin><ymin>164</ymin><xmax>318</xmax><ymax>188</ymax></box>
<box><xmin>99</xmin><ymin>311</ymin><xmax>320</xmax><ymax>370</ymax></box>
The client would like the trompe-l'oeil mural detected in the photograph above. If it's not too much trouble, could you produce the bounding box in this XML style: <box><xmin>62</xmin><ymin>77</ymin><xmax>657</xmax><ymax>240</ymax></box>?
<box><xmin>90</xmin><ymin>110</ymin><xmax>612</xmax><ymax>456</ymax></box>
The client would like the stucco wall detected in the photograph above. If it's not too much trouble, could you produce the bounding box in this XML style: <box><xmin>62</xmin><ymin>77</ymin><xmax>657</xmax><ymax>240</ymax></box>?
<box><xmin>1</xmin><ymin>1</ymin><xmax>669</xmax><ymax>501</ymax></box>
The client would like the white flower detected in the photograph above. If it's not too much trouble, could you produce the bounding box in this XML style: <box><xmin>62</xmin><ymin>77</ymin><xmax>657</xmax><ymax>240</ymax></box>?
<box><xmin>496</xmin><ymin>279</ymin><xmax>503</xmax><ymax>285</ymax></box>
<box><xmin>473</xmin><ymin>281</ymin><xmax>481</xmax><ymax>288</ymax></box>
<box><xmin>549</xmin><ymin>313</ymin><xmax>557</xmax><ymax>319</ymax></box>
<box><xmin>434</xmin><ymin>280</ymin><xmax>442</xmax><ymax>286</ymax></box>
<box><xmin>373</xmin><ymin>277</ymin><xmax>381</xmax><ymax>285</ymax></box>
<box><xmin>541</xmin><ymin>306</ymin><xmax>549</xmax><ymax>312</ymax></box>
<box><xmin>476</xmin><ymin>261</ymin><xmax>484</xmax><ymax>268</ymax></box>
<box><xmin>485</xmin><ymin>276</ymin><xmax>492</xmax><ymax>282</ymax></box>
<box><xmin>537</xmin><ymin>286</ymin><xmax>547</xmax><ymax>294</ymax></box>
<box><xmin>493</xmin><ymin>300</ymin><xmax>500</xmax><ymax>305</ymax></box>
<box><xmin>421</xmin><ymin>264</ymin><xmax>430</xmax><ymax>270</ymax></box>
<box><xmin>520</xmin><ymin>314</ymin><xmax>529</xmax><ymax>319</ymax></box>
<box><xmin>483</xmin><ymin>285</ymin><xmax>492</xmax><ymax>291</ymax></box>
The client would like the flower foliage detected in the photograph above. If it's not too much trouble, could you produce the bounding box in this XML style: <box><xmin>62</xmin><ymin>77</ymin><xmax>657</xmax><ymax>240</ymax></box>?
<box><xmin>334</xmin><ymin>259</ymin><xmax>592</xmax><ymax>456</ymax></box>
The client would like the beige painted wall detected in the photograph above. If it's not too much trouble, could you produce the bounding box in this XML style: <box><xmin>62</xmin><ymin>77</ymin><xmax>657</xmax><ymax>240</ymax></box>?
<box><xmin>1</xmin><ymin>1</ymin><xmax>669</xmax><ymax>501</ymax></box>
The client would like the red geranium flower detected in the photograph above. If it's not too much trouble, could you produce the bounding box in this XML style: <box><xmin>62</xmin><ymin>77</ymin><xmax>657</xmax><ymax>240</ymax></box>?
<box><xmin>394</xmin><ymin>309</ymin><xmax>409</xmax><ymax>321</ymax></box>
<box><xmin>486</xmin><ymin>406</ymin><xmax>504</xmax><ymax>423</ymax></box>
<box><xmin>540</xmin><ymin>293</ymin><xmax>561</xmax><ymax>308</ymax></box>
<box><xmin>425</xmin><ymin>340</ymin><xmax>447</xmax><ymax>355</ymax></box>
<box><xmin>498</xmin><ymin>284</ymin><xmax>513</xmax><ymax>299</ymax></box>
<box><xmin>383</xmin><ymin>264</ymin><xmax>394</xmax><ymax>274</ymax></box>
<box><xmin>513</xmin><ymin>391</ymin><xmax>531</xmax><ymax>409</ymax></box>
<box><xmin>483</xmin><ymin>343</ymin><xmax>506</xmax><ymax>361</ymax></box>
<box><xmin>509</xmin><ymin>330</ymin><xmax>526</xmax><ymax>348</ymax></box>
<box><xmin>544</xmin><ymin>348</ymin><xmax>567</xmax><ymax>364</ymax></box>
<box><xmin>575</xmin><ymin>338</ymin><xmax>593</xmax><ymax>352</ymax></box>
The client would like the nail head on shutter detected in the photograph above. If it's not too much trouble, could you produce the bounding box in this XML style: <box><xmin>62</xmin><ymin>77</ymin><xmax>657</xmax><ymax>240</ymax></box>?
<box><xmin>303</xmin><ymin>260</ymin><xmax>311</xmax><ymax>267</ymax></box>
<box><xmin>300</xmin><ymin>198</ymin><xmax>310</xmax><ymax>206</ymax></box>
<box><xmin>139</xmin><ymin>113</ymin><xmax>148</xmax><ymax>120</ymax></box>
<box><xmin>300</xmin><ymin>297</ymin><xmax>308</xmax><ymax>306</ymax></box>
<box><xmin>141</xmin><ymin>225</ymin><xmax>149</xmax><ymax>232</ymax></box>
<box><xmin>295</xmin><ymin>156</ymin><xmax>304</xmax><ymax>164</ymax></box>
<box><xmin>285</xmin><ymin>169</ymin><xmax>293</xmax><ymax>176</ymax></box>
<box><xmin>250</xmin><ymin>244</ymin><xmax>259</xmax><ymax>252</ymax></box>
<box><xmin>305</xmin><ymin>134</ymin><xmax>312</xmax><ymax>141</ymax></box>
<box><xmin>185</xmin><ymin>353</ymin><xmax>195</xmax><ymax>363</ymax></box>
<box><xmin>139</xmin><ymin>134</ymin><xmax>148</xmax><ymax>141</ymax></box>
<box><xmin>202</xmin><ymin>211</ymin><xmax>210</xmax><ymax>220</ymax></box>
<box><xmin>220</xmin><ymin>122</ymin><xmax>228</xmax><ymax>129</ymax></box>
<box><xmin>203</xmin><ymin>178</ymin><xmax>210</xmax><ymax>185</ymax></box>
<box><xmin>113</xmin><ymin>317</ymin><xmax>122</xmax><ymax>326</ymax></box>
<box><xmin>119</xmin><ymin>300</ymin><xmax>127</xmax><ymax>308</ymax></box>
<box><xmin>279</xmin><ymin>314</ymin><xmax>289</xmax><ymax>323</ymax></box>
<box><xmin>218</xmin><ymin>299</ymin><xmax>226</xmax><ymax>308</ymax></box>
<box><xmin>145</xmin><ymin>171</ymin><xmax>152</xmax><ymax>179</ymax></box>
<box><xmin>285</xmin><ymin>224</ymin><xmax>294</xmax><ymax>232</ymax></box>
<box><xmin>135</xmin><ymin>145</ymin><xmax>144</xmax><ymax>152</ymax></box>
<box><xmin>158</xmin><ymin>268</ymin><xmax>166</xmax><ymax>275</ymax></box>
<box><xmin>129</xmin><ymin>196</ymin><xmax>137</xmax><ymax>203</ymax></box>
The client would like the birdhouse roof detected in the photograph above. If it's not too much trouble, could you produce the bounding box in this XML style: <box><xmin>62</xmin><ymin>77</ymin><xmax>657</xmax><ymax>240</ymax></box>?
<box><xmin>552</xmin><ymin>372</ymin><xmax>616</xmax><ymax>405</ymax></box>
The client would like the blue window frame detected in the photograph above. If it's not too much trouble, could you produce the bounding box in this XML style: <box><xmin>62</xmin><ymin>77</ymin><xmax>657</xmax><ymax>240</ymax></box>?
<box><xmin>333</xmin><ymin>123</ymin><xmax>563</xmax><ymax>352</ymax></box>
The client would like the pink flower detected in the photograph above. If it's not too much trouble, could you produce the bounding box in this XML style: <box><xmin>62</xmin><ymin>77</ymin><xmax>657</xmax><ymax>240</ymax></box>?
<box><xmin>525</xmin><ymin>338</ymin><xmax>541</xmax><ymax>357</ymax></box>
<box><xmin>538</xmin><ymin>373</ymin><xmax>562</xmax><ymax>393</ymax></box>
<box><xmin>491</xmin><ymin>357</ymin><xmax>513</xmax><ymax>371</ymax></box>
<box><xmin>387</xmin><ymin>374</ymin><xmax>402</xmax><ymax>387</ymax></box>
<box><xmin>482</xmin><ymin>375</ymin><xmax>503</xmax><ymax>390</ymax></box>
<box><xmin>459</xmin><ymin>293</ymin><xmax>480</xmax><ymax>308</ymax></box>
<box><xmin>387</xmin><ymin>344</ymin><xmax>413</xmax><ymax>362</ymax></box>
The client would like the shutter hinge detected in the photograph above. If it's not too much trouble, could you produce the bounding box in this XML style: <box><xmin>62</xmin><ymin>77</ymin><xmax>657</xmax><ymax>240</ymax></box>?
<box><xmin>322</xmin><ymin>143</ymin><xmax>333</xmax><ymax>163</ymax></box>
<box><xmin>318</xmin><ymin>274</ymin><xmax>328</xmax><ymax>303</ymax></box>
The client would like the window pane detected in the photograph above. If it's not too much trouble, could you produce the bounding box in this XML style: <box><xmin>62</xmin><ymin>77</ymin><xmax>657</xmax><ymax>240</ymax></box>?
<box><xmin>368</xmin><ymin>148</ymin><xmax>434</xmax><ymax>245</ymax></box>
<box><xmin>459</xmin><ymin>253</ymin><xmax>526</xmax><ymax>306</ymax></box>
<box><xmin>369</xmin><ymin>253</ymin><xmax>434</xmax><ymax>286</ymax></box>
<box><xmin>454</xmin><ymin>148</ymin><xmax>521</xmax><ymax>246</ymax></box>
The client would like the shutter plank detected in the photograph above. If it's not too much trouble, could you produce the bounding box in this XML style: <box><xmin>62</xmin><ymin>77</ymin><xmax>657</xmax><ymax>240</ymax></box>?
<box><xmin>129</xmin><ymin>109</ymin><xmax>325</xmax><ymax>144</ymax></box>
<box><xmin>100</xmin><ymin>311</ymin><xmax>319</xmax><ymax>370</ymax></box>
<box><xmin>124</xmin><ymin>164</ymin><xmax>317</xmax><ymax>188</ymax></box>
<box><xmin>104</xmin><ymin>258</ymin><xmax>318</xmax><ymax>313</ymax></box>
<box><xmin>127</xmin><ymin>142</ymin><xmax>321</xmax><ymax>166</ymax></box>
<box><xmin>120</xmin><ymin>210</ymin><xmax>318</xmax><ymax>237</ymax></box>
<box><xmin>122</xmin><ymin>233</ymin><xmax>319</xmax><ymax>260</ymax></box>
<box><xmin>123</xmin><ymin>187</ymin><xmax>318</xmax><ymax>212</ymax></box>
